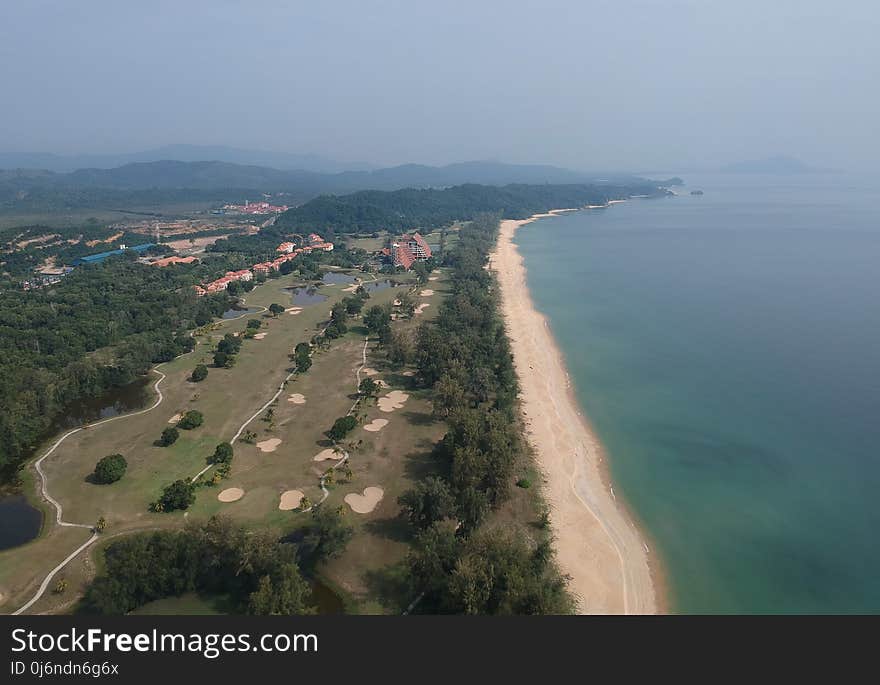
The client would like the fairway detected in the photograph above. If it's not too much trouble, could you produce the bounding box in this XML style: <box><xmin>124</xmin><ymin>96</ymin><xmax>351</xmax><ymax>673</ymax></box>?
<box><xmin>0</xmin><ymin>266</ymin><xmax>450</xmax><ymax>615</ymax></box>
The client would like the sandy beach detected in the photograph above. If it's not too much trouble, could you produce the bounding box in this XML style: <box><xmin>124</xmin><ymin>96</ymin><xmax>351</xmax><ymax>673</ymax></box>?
<box><xmin>490</xmin><ymin>212</ymin><xmax>658</xmax><ymax>614</ymax></box>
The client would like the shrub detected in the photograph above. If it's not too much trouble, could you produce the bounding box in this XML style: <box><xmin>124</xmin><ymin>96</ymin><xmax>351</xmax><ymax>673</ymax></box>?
<box><xmin>190</xmin><ymin>364</ymin><xmax>208</xmax><ymax>382</ymax></box>
<box><xmin>516</xmin><ymin>478</ymin><xmax>531</xmax><ymax>489</ymax></box>
<box><xmin>177</xmin><ymin>410</ymin><xmax>203</xmax><ymax>430</ymax></box>
<box><xmin>93</xmin><ymin>454</ymin><xmax>127</xmax><ymax>484</ymax></box>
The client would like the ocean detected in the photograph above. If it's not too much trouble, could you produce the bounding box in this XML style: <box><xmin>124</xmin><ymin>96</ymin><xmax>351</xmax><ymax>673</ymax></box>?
<box><xmin>514</xmin><ymin>174</ymin><xmax>880</xmax><ymax>613</ymax></box>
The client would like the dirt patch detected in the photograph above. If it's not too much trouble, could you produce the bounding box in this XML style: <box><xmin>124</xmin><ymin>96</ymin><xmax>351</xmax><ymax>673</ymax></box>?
<box><xmin>256</xmin><ymin>438</ymin><xmax>282</xmax><ymax>452</ymax></box>
<box><xmin>313</xmin><ymin>448</ymin><xmax>341</xmax><ymax>462</ymax></box>
<box><xmin>378</xmin><ymin>390</ymin><xmax>409</xmax><ymax>413</ymax></box>
<box><xmin>218</xmin><ymin>487</ymin><xmax>244</xmax><ymax>502</ymax></box>
<box><xmin>361</xmin><ymin>367</ymin><xmax>379</xmax><ymax>376</ymax></box>
<box><xmin>363</xmin><ymin>418</ymin><xmax>389</xmax><ymax>432</ymax></box>
<box><xmin>345</xmin><ymin>487</ymin><xmax>384</xmax><ymax>514</ymax></box>
<box><xmin>278</xmin><ymin>490</ymin><xmax>305</xmax><ymax>510</ymax></box>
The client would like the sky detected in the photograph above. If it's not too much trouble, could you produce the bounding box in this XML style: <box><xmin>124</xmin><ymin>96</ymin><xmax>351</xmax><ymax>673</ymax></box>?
<box><xmin>1</xmin><ymin>0</ymin><xmax>878</xmax><ymax>172</ymax></box>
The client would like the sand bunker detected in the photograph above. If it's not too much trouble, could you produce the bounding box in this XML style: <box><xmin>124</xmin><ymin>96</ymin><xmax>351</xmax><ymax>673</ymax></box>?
<box><xmin>419</xmin><ymin>289</ymin><xmax>434</xmax><ymax>297</ymax></box>
<box><xmin>402</xmin><ymin>370</ymin><xmax>415</xmax><ymax>377</ymax></box>
<box><xmin>256</xmin><ymin>438</ymin><xmax>282</xmax><ymax>452</ymax></box>
<box><xmin>363</xmin><ymin>418</ymin><xmax>389</xmax><ymax>432</ymax></box>
<box><xmin>253</xmin><ymin>332</ymin><xmax>267</xmax><ymax>340</ymax></box>
<box><xmin>278</xmin><ymin>490</ymin><xmax>305</xmax><ymax>510</ymax></box>
<box><xmin>286</xmin><ymin>306</ymin><xmax>303</xmax><ymax>315</ymax></box>
<box><xmin>313</xmin><ymin>448</ymin><xmax>342</xmax><ymax>462</ymax></box>
<box><xmin>342</xmin><ymin>283</ymin><xmax>359</xmax><ymax>293</ymax></box>
<box><xmin>288</xmin><ymin>393</ymin><xmax>306</xmax><ymax>404</ymax></box>
<box><xmin>428</xmin><ymin>276</ymin><xmax>439</xmax><ymax>281</ymax></box>
<box><xmin>393</xmin><ymin>299</ymin><xmax>401</xmax><ymax>306</ymax></box>
<box><xmin>378</xmin><ymin>390</ymin><xmax>409</xmax><ymax>413</ymax></box>
<box><xmin>361</xmin><ymin>367</ymin><xmax>379</xmax><ymax>376</ymax></box>
<box><xmin>217</xmin><ymin>487</ymin><xmax>244</xmax><ymax>502</ymax></box>
<box><xmin>414</xmin><ymin>303</ymin><xmax>431</xmax><ymax>315</ymax></box>
<box><xmin>345</xmin><ymin>487</ymin><xmax>384</xmax><ymax>514</ymax></box>
<box><xmin>167</xmin><ymin>412</ymin><xmax>183</xmax><ymax>424</ymax></box>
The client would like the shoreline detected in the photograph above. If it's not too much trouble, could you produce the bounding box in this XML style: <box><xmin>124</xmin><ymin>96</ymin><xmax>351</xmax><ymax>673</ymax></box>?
<box><xmin>490</xmin><ymin>208</ymin><xmax>663</xmax><ymax>614</ymax></box>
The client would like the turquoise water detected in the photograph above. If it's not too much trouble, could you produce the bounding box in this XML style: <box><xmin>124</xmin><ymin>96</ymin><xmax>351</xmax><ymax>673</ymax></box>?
<box><xmin>515</xmin><ymin>174</ymin><xmax>880</xmax><ymax>613</ymax></box>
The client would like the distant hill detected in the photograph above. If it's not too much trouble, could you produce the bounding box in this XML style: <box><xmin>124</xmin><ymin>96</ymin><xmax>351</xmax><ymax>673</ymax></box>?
<box><xmin>721</xmin><ymin>156</ymin><xmax>822</xmax><ymax>174</ymax></box>
<box><xmin>0</xmin><ymin>158</ymin><xmax>660</xmax><ymax>215</ymax></box>
<box><xmin>0</xmin><ymin>145</ymin><xmax>372</xmax><ymax>174</ymax></box>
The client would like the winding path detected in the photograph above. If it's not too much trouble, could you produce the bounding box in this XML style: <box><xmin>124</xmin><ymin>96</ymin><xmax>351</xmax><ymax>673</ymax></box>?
<box><xmin>10</xmin><ymin>298</ymin><xmax>265</xmax><ymax>615</ymax></box>
<box><xmin>12</xmin><ymin>366</ymin><xmax>170</xmax><ymax>615</ymax></box>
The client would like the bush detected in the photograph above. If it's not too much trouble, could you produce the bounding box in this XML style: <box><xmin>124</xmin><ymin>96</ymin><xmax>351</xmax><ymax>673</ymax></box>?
<box><xmin>516</xmin><ymin>478</ymin><xmax>531</xmax><ymax>489</ymax></box>
<box><xmin>157</xmin><ymin>480</ymin><xmax>195</xmax><ymax>512</ymax></box>
<box><xmin>177</xmin><ymin>410</ymin><xmax>203</xmax><ymax>430</ymax></box>
<box><xmin>190</xmin><ymin>364</ymin><xmax>208</xmax><ymax>382</ymax></box>
<box><xmin>157</xmin><ymin>426</ymin><xmax>179</xmax><ymax>447</ymax></box>
<box><xmin>327</xmin><ymin>415</ymin><xmax>357</xmax><ymax>442</ymax></box>
<box><xmin>246</xmin><ymin>319</ymin><xmax>262</xmax><ymax>330</ymax></box>
<box><xmin>93</xmin><ymin>454</ymin><xmax>127</xmax><ymax>484</ymax></box>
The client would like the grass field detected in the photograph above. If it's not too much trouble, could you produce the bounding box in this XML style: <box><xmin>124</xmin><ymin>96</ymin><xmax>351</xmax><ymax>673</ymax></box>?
<box><xmin>0</xmin><ymin>265</ymin><xmax>452</xmax><ymax>615</ymax></box>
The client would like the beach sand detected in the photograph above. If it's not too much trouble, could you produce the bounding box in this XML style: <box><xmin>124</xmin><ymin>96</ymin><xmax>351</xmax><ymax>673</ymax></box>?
<box><xmin>490</xmin><ymin>214</ymin><xmax>658</xmax><ymax>614</ymax></box>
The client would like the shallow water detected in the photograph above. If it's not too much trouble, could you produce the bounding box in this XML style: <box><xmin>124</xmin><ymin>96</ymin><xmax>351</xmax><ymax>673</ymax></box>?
<box><xmin>516</xmin><ymin>174</ymin><xmax>880</xmax><ymax>613</ymax></box>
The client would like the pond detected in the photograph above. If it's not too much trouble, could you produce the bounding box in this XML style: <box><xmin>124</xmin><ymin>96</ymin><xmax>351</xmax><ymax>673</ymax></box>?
<box><xmin>362</xmin><ymin>279</ymin><xmax>395</xmax><ymax>292</ymax></box>
<box><xmin>321</xmin><ymin>271</ymin><xmax>355</xmax><ymax>285</ymax></box>
<box><xmin>286</xmin><ymin>286</ymin><xmax>328</xmax><ymax>305</ymax></box>
<box><xmin>221</xmin><ymin>306</ymin><xmax>261</xmax><ymax>319</ymax></box>
<box><xmin>0</xmin><ymin>495</ymin><xmax>43</xmax><ymax>551</ymax></box>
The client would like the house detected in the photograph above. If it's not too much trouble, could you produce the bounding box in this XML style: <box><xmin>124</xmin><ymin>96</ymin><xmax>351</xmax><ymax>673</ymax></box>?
<box><xmin>276</xmin><ymin>242</ymin><xmax>296</xmax><ymax>253</ymax></box>
<box><xmin>226</xmin><ymin>269</ymin><xmax>253</xmax><ymax>282</ymax></box>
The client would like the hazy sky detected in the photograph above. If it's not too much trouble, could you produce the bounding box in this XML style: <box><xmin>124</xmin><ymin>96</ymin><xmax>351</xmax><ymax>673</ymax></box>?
<box><xmin>2</xmin><ymin>0</ymin><xmax>877</xmax><ymax>171</ymax></box>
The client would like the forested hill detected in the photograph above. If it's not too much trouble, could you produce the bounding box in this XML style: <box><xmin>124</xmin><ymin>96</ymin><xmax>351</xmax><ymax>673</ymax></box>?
<box><xmin>274</xmin><ymin>181</ymin><xmax>667</xmax><ymax>234</ymax></box>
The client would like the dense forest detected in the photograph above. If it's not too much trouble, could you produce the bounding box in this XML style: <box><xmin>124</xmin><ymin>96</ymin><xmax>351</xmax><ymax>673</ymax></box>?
<box><xmin>0</xmin><ymin>256</ymin><xmax>231</xmax><ymax>482</ymax></box>
<box><xmin>276</xmin><ymin>181</ymin><xmax>666</xmax><ymax>234</ymax></box>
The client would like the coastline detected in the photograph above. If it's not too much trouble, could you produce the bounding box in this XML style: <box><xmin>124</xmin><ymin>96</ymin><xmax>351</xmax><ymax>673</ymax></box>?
<box><xmin>490</xmin><ymin>210</ymin><xmax>661</xmax><ymax>614</ymax></box>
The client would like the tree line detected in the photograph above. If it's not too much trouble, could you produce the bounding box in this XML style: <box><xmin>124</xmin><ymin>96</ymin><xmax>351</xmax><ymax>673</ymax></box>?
<box><xmin>397</xmin><ymin>212</ymin><xmax>574</xmax><ymax>614</ymax></box>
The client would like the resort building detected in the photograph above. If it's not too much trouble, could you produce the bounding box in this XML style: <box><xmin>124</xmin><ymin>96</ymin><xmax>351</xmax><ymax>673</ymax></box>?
<box><xmin>72</xmin><ymin>243</ymin><xmax>154</xmax><ymax>266</ymax></box>
<box><xmin>276</xmin><ymin>242</ymin><xmax>296</xmax><ymax>253</ymax></box>
<box><xmin>390</xmin><ymin>232</ymin><xmax>431</xmax><ymax>270</ymax></box>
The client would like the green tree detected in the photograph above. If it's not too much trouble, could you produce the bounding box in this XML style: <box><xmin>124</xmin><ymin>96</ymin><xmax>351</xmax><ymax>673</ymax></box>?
<box><xmin>269</xmin><ymin>303</ymin><xmax>285</xmax><ymax>317</ymax></box>
<box><xmin>327</xmin><ymin>415</ymin><xmax>357</xmax><ymax>442</ymax></box>
<box><xmin>157</xmin><ymin>426</ymin><xmax>179</xmax><ymax>447</ymax></box>
<box><xmin>157</xmin><ymin>479</ymin><xmax>195</xmax><ymax>511</ymax></box>
<box><xmin>93</xmin><ymin>454</ymin><xmax>127</xmax><ymax>484</ymax></box>
<box><xmin>190</xmin><ymin>364</ymin><xmax>208</xmax><ymax>382</ymax></box>
<box><xmin>177</xmin><ymin>410</ymin><xmax>203</xmax><ymax>430</ymax></box>
<box><xmin>298</xmin><ymin>506</ymin><xmax>354</xmax><ymax>568</ymax></box>
<box><xmin>398</xmin><ymin>476</ymin><xmax>458</xmax><ymax>530</ymax></box>
<box><xmin>363</xmin><ymin>304</ymin><xmax>391</xmax><ymax>334</ymax></box>
<box><xmin>210</xmin><ymin>442</ymin><xmax>233</xmax><ymax>464</ymax></box>
<box><xmin>247</xmin><ymin>567</ymin><xmax>312</xmax><ymax>615</ymax></box>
